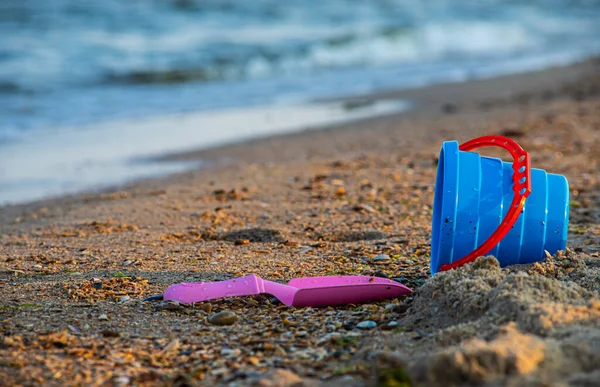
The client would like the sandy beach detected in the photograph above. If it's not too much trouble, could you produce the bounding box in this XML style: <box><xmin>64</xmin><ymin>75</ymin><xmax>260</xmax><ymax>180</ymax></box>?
<box><xmin>1</xmin><ymin>58</ymin><xmax>599</xmax><ymax>386</ymax></box>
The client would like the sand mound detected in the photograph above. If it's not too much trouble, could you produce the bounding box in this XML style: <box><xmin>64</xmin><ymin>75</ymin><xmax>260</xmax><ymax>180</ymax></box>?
<box><xmin>422</xmin><ymin>323</ymin><xmax>600</xmax><ymax>386</ymax></box>
<box><xmin>387</xmin><ymin>252</ymin><xmax>600</xmax><ymax>386</ymax></box>
<box><xmin>405</xmin><ymin>254</ymin><xmax>599</xmax><ymax>336</ymax></box>
<box><xmin>521</xmin><ymin>249</ymin><xmax>600</xmax><ymax>293</ymax></box>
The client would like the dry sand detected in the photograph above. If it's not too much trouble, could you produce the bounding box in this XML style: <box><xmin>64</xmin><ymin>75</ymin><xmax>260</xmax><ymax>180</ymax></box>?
<box><xmin>1</xmin><ymin>59</ymin><xmax>599</xmax><ymax>387</ymax></box>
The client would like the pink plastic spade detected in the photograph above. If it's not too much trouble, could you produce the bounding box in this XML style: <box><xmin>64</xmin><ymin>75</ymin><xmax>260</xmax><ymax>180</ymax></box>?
<box><xmin>163</xmin><ymin>274</ymin><xmax>411</xmax><ymax>307</ymax></box>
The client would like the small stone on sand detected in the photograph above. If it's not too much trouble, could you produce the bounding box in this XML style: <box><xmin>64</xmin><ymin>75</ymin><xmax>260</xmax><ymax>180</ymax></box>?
<box><xmin>372</xmin><ymin>254</ymin><xmax>390</xmax><ymax>261</ymax></box>
<box><xmin>208</xmin><ymin>310</ymin><xmax>238</xmax><ymax>326</ymax></box>
<box><xmin>357</xmin><ymin>320</ymin><xmax>376</xmax><ymax>329</ymax></box>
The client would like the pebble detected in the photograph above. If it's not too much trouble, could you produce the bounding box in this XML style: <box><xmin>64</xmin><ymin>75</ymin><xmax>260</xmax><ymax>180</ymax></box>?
<box><xmin>220</xmin><ymin>348</ymin><xmax>241</xmax><ymax>358</ymax></box>
<box><xmin>357</xmin><ymin>320</ymin><xmax>377</xmax><ymax>329</ymax></box>
<box><xmin>201</xmin><ymin>303</ymin><xmax>213</xmax><ymax>314</ymax></box>
<box><xmin>143</xmin><ymin>295</ymin><xmax>163</xmax><ymax>302</ymax></box>
<box><xmin>162</xmin><ymin>339</ymin><xmax>180</xmax><ymax>353</ymax></box>
<box><xmin>392</xmin><ymin>303</ymin><xmax>410</xmax><ymax>314</ymax></box>
<box><xmin>250</xmin><ymin>369</ymin><xmax>302</xmax><ymax>386</ymax></box>
<box><xmin>372</xmin><ymin>254</ymin><xmax>390</xmax><ymax>261</ymax></box>
<box><xmin>101</xmin><ymin>329</ymin><xmax>120</xmax><ymax>338</ymax></box>
<box><xmin>245</xmin><ymin>298</ymin><xmax>259</xmax><ymax>306</ymax></box>
<box><xmin>210</xmin><ymin>368</ymin><xmax>228</xmax><ymax>376</ymax></box>
<box><xmin>98</xmin><ymin>314</ymin><xmax>108</xmax><ymax>321</ymax></box>
<box><xmin>119</xmin><ymin>295</ymin><xmax>131</xmax><ymax>303</ymax></box>
<box><xmin>263</xmin><ymin>343</ymin><xmax>274</xmax><ymax>350</ymax></box>
<box><xmin>155</xmin><ymin>301</ymin><xmax>185</xmax><ymax>312</ymax></box>
<box><xmin>208</xmin><ymin>310</ymin><xmax>238</xmax><ymax>326</ymax></box>
<box><xmin>114</xmin><ymin>376</ymin><xmax>130</xmax><ymax>386</ymax></box>
<box><xmin>354</xmin><ymin>203</ymin><xmax>377</xmax><ymax>213</ymax></box>
<box><xmin>247</xmin><ymin>356</ymin><xmax>260</xmax><ymax>365</ymax></box>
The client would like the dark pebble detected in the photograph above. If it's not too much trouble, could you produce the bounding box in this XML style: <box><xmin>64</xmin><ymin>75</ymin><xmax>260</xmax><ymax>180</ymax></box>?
<box><xmin>208</xmin><ymin>310</ymin><xmax>238</xmax><ymax>326</ymax></box>
<box><xmin>155</xmin><ymin>301</ymin><xmax>185</xmax><ymax>312</ymax></box>
<box><xmin>101</xmin><ymin>329</ymin><xmax>120</xmax><ymax>338</ymax></box>
<box><xmin>391</xmin><ymin>303</ymin><xmax>410</xmax><ymax>314</ymax></box>
<box><xmin>332</xmin><ymin>350</ymin><xmax>344</xmax><ymax>359</ymax></box>
<box><xmin>441</xmin><ymin>103</ymin><xmax>458</xmax><ymax>114</ymax></box>
<box><xmin>143</xmin><ymin>295</ymin><xmax>164</xmax><ymax>302</ymax></box>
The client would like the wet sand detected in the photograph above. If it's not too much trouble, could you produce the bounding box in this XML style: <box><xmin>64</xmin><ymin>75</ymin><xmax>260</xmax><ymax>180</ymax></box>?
<box><xmin>1</xmin><ymin>58</ymin><xmax>599</xmax><ymax>386</ymax></box>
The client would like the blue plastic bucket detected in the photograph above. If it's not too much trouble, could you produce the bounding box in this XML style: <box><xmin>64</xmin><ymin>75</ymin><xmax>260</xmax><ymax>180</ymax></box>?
<box><xmin>431</xmin><ymin>137</ymin><xmax>569</xmax><ymax>275</ymax></box>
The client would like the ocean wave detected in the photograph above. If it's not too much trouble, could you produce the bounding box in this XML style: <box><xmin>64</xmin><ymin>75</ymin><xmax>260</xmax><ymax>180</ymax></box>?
<box><xmin>2</xmin><ymin>0</ymin><xmax>600</xmax><ymax>92</ymax></box>
<box><xmin>0</xmin><ymin>81</ymin><xmax>22</xmax><ymax>93</ymax></box>
<box><xmin>104</xmin><ymin>68</ymin><xmax>215</xmax><ymax>85</ymax></box>
<box><xmin>97</xmin><ymin>20</ymin><xmax>545</xmax><ymax>86</ymax></box>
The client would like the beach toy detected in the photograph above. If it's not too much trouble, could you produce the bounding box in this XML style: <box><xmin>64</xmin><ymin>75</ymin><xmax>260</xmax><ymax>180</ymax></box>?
<box><xmin>431</xmin><ymin>135</ymin><xmax>569</xmax><ymax>274</ymax></box>
<box><xmin>164</xmin><ymin>274</ymin><xmax>411</xmax><ymax>307</ymax></box>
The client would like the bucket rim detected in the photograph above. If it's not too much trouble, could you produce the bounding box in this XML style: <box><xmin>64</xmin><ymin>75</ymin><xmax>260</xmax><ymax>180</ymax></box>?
<box><xmin>431</xmin><ymin>140</ymin><xmax>460</xmax><ymax>274</ymax></box>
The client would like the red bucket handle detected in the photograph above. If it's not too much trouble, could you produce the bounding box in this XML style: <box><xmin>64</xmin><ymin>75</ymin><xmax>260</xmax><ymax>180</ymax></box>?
<box><xmin>439</xmin><ymin>135</ymin><xmax>532</xmax><ymax>272</ymax></box>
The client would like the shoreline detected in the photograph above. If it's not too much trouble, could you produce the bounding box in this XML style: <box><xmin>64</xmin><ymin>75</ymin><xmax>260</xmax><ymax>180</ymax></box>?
<box><xmin>1</xmin><ymin>57</ymin><xmax>599</xmax><ymax>211</ymax></box>
<box><xmin>0</xmin><ymin>98</ymin><xmax>411</xmax><ymax>207</ymax></box>
<box><xmin>145</xmin><ymin>56</ymin><xmax>600</xmax><ymax>164</ymax></box>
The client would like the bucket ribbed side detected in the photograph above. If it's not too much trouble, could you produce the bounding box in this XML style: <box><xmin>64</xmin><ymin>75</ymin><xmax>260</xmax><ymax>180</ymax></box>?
<box><xmin>520</xmin><ymin>168</ymin><xmax>549</xmax><ymax>263</ymax></box>
<box><xmin>452</xmin><ymin>150</ymin><xmax>482</xmax><ymax>261</ymax></box>
<box><xmin>496</xmin><ymin>162</ymin><xmax>526</xmax><ymax>265</ymax></box>
<box><xmin>544</xmin><ymin>173</ymin><xmax>569</xmax><ymax>254</ymax></box>
<box><xmin>476</xmin><ymin>156</ymin><xmax>504</xmax><ymax>259</ymax></box>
